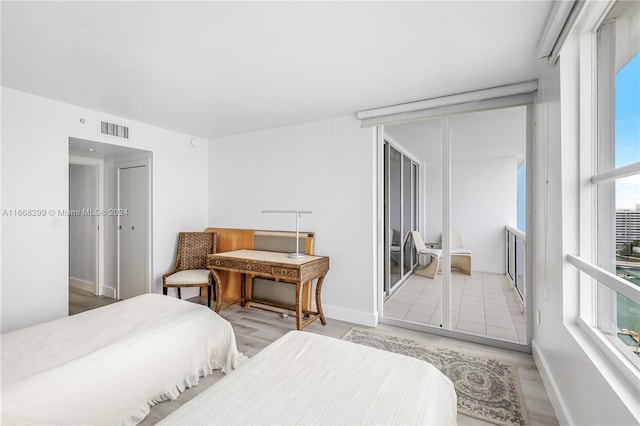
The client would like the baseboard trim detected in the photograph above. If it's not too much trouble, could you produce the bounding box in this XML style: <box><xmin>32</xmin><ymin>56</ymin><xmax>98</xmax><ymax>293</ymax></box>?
<box><xmin>69</xmin><ymin>277</ymin><xmax>95</xmax><ymax>293</ymax></box>
<box><xmin>322</xmin><ymin>304</ymin><xmax>377</xmax><ymax>327</ymax></box>
<box><xmin>532</xmin><ymin>339</ymin><xmax>572</xmax><ymax>425</ymax></box>
<box><xmin>101</xmin><ymin>286</ymin><xmax>117</xmax><ymax>299</ymax></box>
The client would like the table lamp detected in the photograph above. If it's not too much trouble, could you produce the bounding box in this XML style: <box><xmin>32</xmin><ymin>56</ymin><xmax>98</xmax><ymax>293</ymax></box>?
<box><xmin>261</xmin><ymin>209</ymin><xmax>312</xmax><ymax>258</ymax></box>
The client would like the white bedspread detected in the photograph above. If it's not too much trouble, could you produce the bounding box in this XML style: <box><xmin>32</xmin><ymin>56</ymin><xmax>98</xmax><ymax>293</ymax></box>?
<box><xmin>159</xmin><ymin>330</ymin><xmax>457</xmax><ymax>425</ymax></box>
<box><xmin>1</xmin><ymin>293</ymin><xmax>245</xmax><ymax>425</ymax></box>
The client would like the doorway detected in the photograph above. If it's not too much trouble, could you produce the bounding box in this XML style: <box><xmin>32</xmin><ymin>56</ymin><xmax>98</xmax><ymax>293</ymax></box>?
<box><xmin>68</xmin><ymin>138</ymin><xmax>152</xmax><ymax>308</ymax></box>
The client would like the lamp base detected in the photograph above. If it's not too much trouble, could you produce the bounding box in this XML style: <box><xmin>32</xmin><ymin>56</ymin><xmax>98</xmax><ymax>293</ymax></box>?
<box><xmin>288</xmin><ymin>253</ymin><xmax>307</xmax><ymax>259</ymax></box>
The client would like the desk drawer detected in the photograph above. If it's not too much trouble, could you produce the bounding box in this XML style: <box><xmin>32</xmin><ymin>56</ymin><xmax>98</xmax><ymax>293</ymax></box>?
<box><xmin>207</xmin><ymin>258</ymin><xmax>299</xmax><ymax>279</ymax></box>
<box><xmin>208</xmin><ymin>258</ymin><xmax>256</xmax><ymax>271</ymax></box>
<box><xmin>270</xmin><ymin>267</ymin><xmax>299</xmax><ymax>279</ymax></box>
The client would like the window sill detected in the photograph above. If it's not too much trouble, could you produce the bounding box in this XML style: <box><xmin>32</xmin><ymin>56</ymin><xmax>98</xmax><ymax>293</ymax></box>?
<box><xmin>565</xmin><ymin>319</ymin><xmax>640</xmax><ymax>419</ymax></box>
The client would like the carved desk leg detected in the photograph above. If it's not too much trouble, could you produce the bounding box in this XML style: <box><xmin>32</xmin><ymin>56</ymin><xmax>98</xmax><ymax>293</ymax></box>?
<box><xmin>295</xmin><ymin>281</ymin><xmax>304</xmax><ymax>331</ymax></box>
<box><xmin>240</xmin><ymin>274</ymin><xmax>246</xmax><ymax>307</ymax></box>
<box><xmin>209</xmin><ymin>268</ymin><xmax>223</xmax><ymax>313</ymax></box>
<box><xmin>315</xmin><ymin>274</ymin><xmax>327</xmax><ymax>325</ymax></box>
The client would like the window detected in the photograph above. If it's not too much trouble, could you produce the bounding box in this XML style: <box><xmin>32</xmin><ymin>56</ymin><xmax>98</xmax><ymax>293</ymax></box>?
<box><xmin>383</xmin><ymin>141</ymin><xmax>419</xmax><ymax>296</ymax></box>
<box><xmin>569</xmin><ymin>0</ymin><xmax>640</xmax><ymax>372</ymax></box>
<box><xmin>595</xmin><ymin>1</ymin><xmax>640</xmax><ymax>368</ymax></box>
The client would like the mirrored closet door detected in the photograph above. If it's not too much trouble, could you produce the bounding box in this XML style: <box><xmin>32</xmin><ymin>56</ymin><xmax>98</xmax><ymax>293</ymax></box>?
<box><xmin>380</xmin><ymin>105</ymin><xmax>531</xmax><ymax>349</ymax></box>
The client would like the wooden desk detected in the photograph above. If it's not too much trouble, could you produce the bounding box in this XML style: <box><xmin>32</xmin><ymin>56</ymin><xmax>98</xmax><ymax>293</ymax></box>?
<box><xmin>207</xmin><ymin>249</ymin><xmax>329</xmax><ymax>330</ymax></box>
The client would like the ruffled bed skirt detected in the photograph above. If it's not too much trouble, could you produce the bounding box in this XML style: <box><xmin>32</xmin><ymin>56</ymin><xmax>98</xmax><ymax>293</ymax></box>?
<box><xmin>124</xmin><ymin>354</ymin><xmax>248</xmax><ymax>426</ymax></box>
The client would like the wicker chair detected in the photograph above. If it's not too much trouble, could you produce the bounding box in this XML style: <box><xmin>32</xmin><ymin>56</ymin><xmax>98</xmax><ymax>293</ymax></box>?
<box><xmin>163</xmin><ymin>232</ymin><xmax>217</xmax><ymax>308</ymax></box>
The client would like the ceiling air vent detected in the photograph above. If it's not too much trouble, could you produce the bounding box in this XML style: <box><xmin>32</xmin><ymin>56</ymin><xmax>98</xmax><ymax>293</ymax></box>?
<box><xmin>101</xmin><ymin>121</ymin><xmax>129</xmax><ymax>139</ymax></box>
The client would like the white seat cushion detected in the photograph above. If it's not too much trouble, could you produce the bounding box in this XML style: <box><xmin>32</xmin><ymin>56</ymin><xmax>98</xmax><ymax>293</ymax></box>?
<box><xmin>418</xmin><ymin>248</ymin><xmax>442</xmax><ymax>257</ymax></box>
<box><xmin>451</xmin><ymin>248</ymin><xmax>472</xmax><ymax>255</ymax></box>
<box><xmin>165</xmin><ymin>269</ymin><xmax>210</xmax><ymax>285</ymax></box>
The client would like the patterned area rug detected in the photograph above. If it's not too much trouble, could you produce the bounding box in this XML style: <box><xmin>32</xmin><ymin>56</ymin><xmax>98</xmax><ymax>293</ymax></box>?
<box><xmin>342</xmin><ymin>327</ymin><xmax>529</xmax><ymax>426</ymax></box>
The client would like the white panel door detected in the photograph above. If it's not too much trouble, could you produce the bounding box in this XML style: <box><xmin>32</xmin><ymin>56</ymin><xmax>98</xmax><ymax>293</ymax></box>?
<box><xmin>118</xmin><ymin>165</ymin><xmax>148</xmax><ymax>300</ymax></box>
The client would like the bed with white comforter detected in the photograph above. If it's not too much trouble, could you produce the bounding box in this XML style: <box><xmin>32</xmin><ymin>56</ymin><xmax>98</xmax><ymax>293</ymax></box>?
<box><xmin>1</xmin><ymin>293</ymin><xmax>244</xmax><ymax>425</ymax></box>
<box><xmin>159</xmin><ymin>330</ymin><xmax>457</xmax><ymax>425</ymax></box>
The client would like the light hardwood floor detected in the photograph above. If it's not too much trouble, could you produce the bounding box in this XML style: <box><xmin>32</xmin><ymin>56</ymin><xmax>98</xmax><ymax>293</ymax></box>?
<box><xmin>70</xmin><ymin>292</ymin><xmax>559</xmax><ymax>425</ymax></box>
<box><xmin>68</xmin><ymin>286</ymin><xmax>119</xmax><ymax>315</ymax></box>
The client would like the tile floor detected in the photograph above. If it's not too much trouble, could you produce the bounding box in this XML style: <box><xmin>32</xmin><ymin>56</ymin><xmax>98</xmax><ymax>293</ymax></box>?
<box><xmin>384</xmin><ymin>271</ymin><xmax>526</xmax><ymax>343</ymax></box>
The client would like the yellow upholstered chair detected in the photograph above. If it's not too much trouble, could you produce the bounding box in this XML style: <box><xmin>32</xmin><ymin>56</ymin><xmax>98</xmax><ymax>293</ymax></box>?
<box><xmin>163</xmin><ymin>232</ymin><xmax>217</xmax><ymax>308</ymax></box>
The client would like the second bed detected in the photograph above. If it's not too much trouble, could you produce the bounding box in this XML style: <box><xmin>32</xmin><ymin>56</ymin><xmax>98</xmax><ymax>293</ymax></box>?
<box><xmin>159</xmin><ymin>330</ymin><xmax>457</xmax><ymax>425</ymax></box>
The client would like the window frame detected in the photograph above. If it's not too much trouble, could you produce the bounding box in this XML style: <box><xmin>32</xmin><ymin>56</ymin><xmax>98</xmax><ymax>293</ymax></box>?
<box><xmin>569</xmin><ymin>0</ymin><xmax>640</xmax><ymax>382</ymax></box>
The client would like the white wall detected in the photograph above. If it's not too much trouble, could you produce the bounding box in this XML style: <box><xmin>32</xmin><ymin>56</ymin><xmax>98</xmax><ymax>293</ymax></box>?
<box><xmin>395</xmin><ymin>110</ymin><xmax>523</xmax><ymax>274</ymax></box>
<box><xmin>423</xmin><ymin>154</ymin><xmax>518</xmax><ymax>273</ymax></box>
<box><xmin>69</xmin><ymin>164</ymin><xmax>96</xmax><ymax>283</ymax></box>
<box><xmin>208</xmin><ymin>115</ymin><xmax>377</xmax><ymax>325</ymax></box>
<box><xmin>451</xmin><ymin>156</ymin><xmax>517</xmax><ymax>273</ymax></box>
<box><xmin>422</xmin><ymin>153</ymin><xmax>443</xmax><ymax>244</ymax></box>
<box><xmin>1</xmin><ymin>87</ymin><xmax>209</xmax><ymax>333</ymax></box>
<box><xmin>531</xmin><ymin>38</ymin><xmax>638</xmax><ymax>425</ymax></box>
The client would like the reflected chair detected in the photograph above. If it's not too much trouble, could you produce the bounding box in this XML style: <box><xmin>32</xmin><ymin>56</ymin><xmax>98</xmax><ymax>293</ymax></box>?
<box><xmin>411</xmin><ymin>231</ymin><xmax>442</xmax><ymax>279</ymax></box>
<box><xmin>163</xmin><ymin>232</ymin><xmax>217</xmax><ymax>308</ymax></box>
<box><xmin>450</xmin><ymin>229</ymin><xmax>472</xmax><ymax>275</ymax></box>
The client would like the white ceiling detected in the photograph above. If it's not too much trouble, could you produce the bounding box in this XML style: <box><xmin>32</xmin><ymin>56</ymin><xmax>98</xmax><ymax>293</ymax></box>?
<box><xmin>1</xmin><ymin>1</ymin><xmax>552</xmax><ymax>139</ymax></box>
<box><xmin>385</xmin><ymin>106</ymin><xmax>527</xmax><ymax>162</ymax></box>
